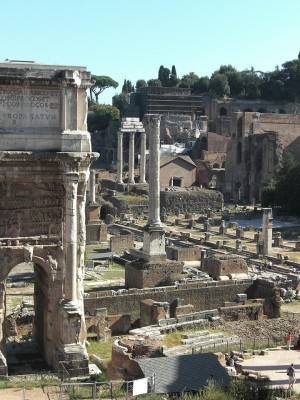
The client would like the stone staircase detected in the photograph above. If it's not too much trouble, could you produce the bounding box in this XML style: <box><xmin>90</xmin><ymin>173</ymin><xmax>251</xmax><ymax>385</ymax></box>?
<box><xmin>163</xmin><ymin>330</ymin><xmax>240</xmax><ymax>356</ymax></box>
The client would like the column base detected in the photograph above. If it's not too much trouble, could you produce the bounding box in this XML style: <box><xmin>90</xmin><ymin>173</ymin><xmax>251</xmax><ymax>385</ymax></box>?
<box><xmin>60</xmin><ymin>299</ymin><xmax>80</xmax><ymax>314</ymax></box>
<box><xmin>56</xmin><ymin>342</ymin><xmax>89</xmax><ymax>378</ymax></box>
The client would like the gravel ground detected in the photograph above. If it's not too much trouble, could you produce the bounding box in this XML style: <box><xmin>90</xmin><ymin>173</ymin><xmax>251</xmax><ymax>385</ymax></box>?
<box><xmin>218</xmin><ymin>318</ymin><xmax>300</xmax><ymax>344</ymax></box>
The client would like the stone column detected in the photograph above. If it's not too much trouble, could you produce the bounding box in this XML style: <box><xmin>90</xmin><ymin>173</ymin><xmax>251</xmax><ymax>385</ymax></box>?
<box><xmin>262</xmin><ymin>208</ymin><xmax>273</xmax><ymax>255</ymax></box>
<box><xmin>64</xmin><ymin>172</ymin><xmax>79</xmax><ymax>305</ymax></box>
<box><xmin>139</xmin><ymin>131</ymin><xmax>146</xmax><ymax>183</ymax></box>
<box><xmin>89</xmin><ymin>169</ymin><xmax>95</xmax><ymax>203</ymax></box>
<box><xmin>148</xmin><ymin>115</ymin><xmax>162</xmax><ymax>227</ymax></box>
<box><xmin>117</xmin><ymin>131</ymin><xmax>123</xmax><ymax>184</ymax></box>
<box><xmin>128</xmin><ymin>132</ymin><xmax>135</xmax><ymax>184</ymax></box>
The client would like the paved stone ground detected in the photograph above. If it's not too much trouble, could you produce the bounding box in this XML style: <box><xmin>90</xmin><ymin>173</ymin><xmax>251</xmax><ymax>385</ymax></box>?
<box><xmin>241</xmin><ymin>346</ymin><xmax>300</xmax><ymax>393</ymax></box>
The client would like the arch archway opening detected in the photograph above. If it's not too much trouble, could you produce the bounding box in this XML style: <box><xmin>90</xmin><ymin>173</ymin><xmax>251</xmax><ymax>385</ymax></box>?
<box><xmin>3</xmin><ymin>261</ymin><xmax>53</xmax><ymax>375</ymax></box>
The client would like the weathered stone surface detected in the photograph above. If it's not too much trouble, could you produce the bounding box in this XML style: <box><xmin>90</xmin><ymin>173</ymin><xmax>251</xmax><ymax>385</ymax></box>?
<box><xmin>0</xmin><ymin>61</ymin><xmax>97</xmax><ymax>377</ymax></box>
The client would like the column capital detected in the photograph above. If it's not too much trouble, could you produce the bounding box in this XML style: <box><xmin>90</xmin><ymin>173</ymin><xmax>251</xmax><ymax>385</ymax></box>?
<box><xmin>64</xmin><ymin>172</ymin><xmax>79</xmax><ymax>184</ymax></box>
<box><xmin>145</xmin><ymin>114</ymin><xmax>161</xmax><ymax>128</ymax></box>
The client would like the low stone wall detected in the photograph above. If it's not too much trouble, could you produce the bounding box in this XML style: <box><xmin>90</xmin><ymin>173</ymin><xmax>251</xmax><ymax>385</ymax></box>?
<box><xmin>166</xmin><ymin>245</ymin><xmax>201</xmax><ymax>261</ymax></box>
<box><xmin>218</xmin><ymin>303</ymin><xmax>264</xmax><ymax>321</ymax></box>
<box><xmin>84</xmin><ymin>279</ymin><xmax>280</xmax><ymax>325</ymax></box>
<box><xmin>85</xmin><ymin>281</ymin><xmax>254</xmax><ymax>324</ymax></box>
<box><xmin>160</xmin><ymin>189</ymin><xmax>224</xmax><ymax>215</ymax></box>
<box><xmin>110</xmin><ymin>233</ymin><xmax>134</xmax><ymax>253</ymax></box>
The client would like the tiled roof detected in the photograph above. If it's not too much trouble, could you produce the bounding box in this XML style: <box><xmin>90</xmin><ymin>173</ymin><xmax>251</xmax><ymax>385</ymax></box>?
<box><xmin>137</xmin><ymin>353</ymin><xmax>230</xmax><ymax>394</ymax></box>
<box><xmin>160</xmin><ymin>155</ymin><xmax>196</xmax><ymax>168</ymax></box>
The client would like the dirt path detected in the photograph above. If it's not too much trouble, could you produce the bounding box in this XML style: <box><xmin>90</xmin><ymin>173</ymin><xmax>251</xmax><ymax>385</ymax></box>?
<box><xmin>0</xmin><ymin>387</ymin><xmax>51</xmax><ymax>399</ymax></box>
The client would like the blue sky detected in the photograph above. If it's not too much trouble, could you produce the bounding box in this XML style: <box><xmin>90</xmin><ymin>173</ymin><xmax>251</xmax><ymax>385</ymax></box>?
<box><xmin>2</xmin><ymin>0</ymin><xmax>300</xmax><ymax>104</ymax></box>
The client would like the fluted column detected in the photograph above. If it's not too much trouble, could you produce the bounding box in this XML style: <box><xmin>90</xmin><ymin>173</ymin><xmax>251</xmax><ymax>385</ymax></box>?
<box><xmin>117</xmin><ymin>131</ymin><xmax>123</xmax><ymax>184</ymax></box>
<box><xmin>140</xmin><ymin>131</ymin><xmax>146</xmax><ymax>183</ymax></box>
<box><xmin>89</xmin><ymin>169</ymin><xmax>95</xmax><ymax>203</ymax></box>
<box><xmin>64</xmin><ymin>172</ymin><xmax>79</xmax><ymax>304</ymax></box>
<box><xmin>148</xmin><ymin>115</ymin><xmax>162</xmax><ymax>227</ymax></box>
<box><xmin>128</xmin><ymin>132</ymin><xmax>135</xmax><ymax>184</ymax></box>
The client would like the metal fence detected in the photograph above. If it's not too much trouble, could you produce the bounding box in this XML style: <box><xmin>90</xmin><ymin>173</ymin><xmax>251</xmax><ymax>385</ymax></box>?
<box><xmin>192</xmin><ymin>337</ymin><xmax>287</xmax><ymax>355</ymax></box>
<box><xmin>60</xmin><ymin>377</ymin><xmax>154</xmax><ymax>400</ymax></box>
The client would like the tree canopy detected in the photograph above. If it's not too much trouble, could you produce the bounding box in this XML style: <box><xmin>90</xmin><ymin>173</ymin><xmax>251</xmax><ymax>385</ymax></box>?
<box><xmin>90</xmin><ymin>75</ymin><xmax>119</xmax><ymax>103</ymax></box>
<box><xmin>116</xmin><ymin>51</ymin><xmax>300</xmax><ymax>102</ymax></box>
<box><xmin>87</xmin><ymin>104</ymin><xmax>120</xmax><ymax>132</ymax></box>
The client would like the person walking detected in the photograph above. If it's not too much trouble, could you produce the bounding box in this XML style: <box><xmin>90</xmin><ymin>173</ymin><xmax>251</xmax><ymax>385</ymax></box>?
<box><xmin>287</xmin><ymin>363</ymin><xmax>296</xmax><ymax>389</ymax></box>
<box><xmin>286</xmin><ymin>332</ymin><xmax>292</xmax><ymax>350</ymax></box>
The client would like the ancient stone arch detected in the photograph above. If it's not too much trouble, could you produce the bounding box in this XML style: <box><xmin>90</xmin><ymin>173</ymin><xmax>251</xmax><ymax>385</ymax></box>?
<box><xmin>0</xmin><ymin>61</ymin><xmax>98</xmax><ymax>376</ymax></box>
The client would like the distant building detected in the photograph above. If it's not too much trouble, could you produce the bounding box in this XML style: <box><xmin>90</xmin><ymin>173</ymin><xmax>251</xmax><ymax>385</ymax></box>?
<box><xmin>114</xmin><ymin>86</ymin><xmax>203</xmax><ymax>120</ymax></box>
<box><xmin>146</xmin><ymin>155</ymin><xmax>196</xmax><ymax>188</ymax></box>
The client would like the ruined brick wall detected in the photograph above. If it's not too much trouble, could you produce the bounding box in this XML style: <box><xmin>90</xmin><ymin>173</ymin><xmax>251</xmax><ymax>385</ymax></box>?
<box><xmin>207</xmin><ymin>132</ymin><xmax>229</xmax><ymax>152</ymax></box>
<box><xmin>125</xmin><ymin>260</ymin><xmax>183</xmax><ymax>289</ymax></box>
<box><xmin>109</xmin><ymin>196</ymin><xmax>149</xmax><ymax>217</ymax></box>
<box><xmin>243</xmin><ymin>112</ymin><xmax>300</xmax><ymax>136</ymax></box>
<box><xmin>202</xmin><ymin>256</ymin><xmax>248</xmax><ymax>279</ymax></box>
<box><xmin>201</xmin><ymin>151</ymin><xmax>226</xmax><ymax>168</ymax></box>
<box><xmin>225</xmin><ymin>112</ymin><xmax>289</xmax><ymax>202</ymax></box>
<box><xmin>160</xmin><ymin>189</ymin><xmax>223</xmax><ymax>214</ymax></box>
<box><xmin>216</xmin><ymin>116</ymin><xmax>231</xmax><ymax>136</ymax></box>
<box><xmin>110</xmin><ymin>233</ymin><xmax>134</xmax><ymax>253</ymax></box>
<box><xmin>166</xmin><ymin>246</ymin><xmax>201</xmax><ymax>261</ymax></box>
<box><xmin>84</xmin><ymin>281</ymin><xmax>255</xmax><ymax>323</ymax></box>
<box><xmin>218</xmin><ymin>303</ymin><xmax>264</xmax><ymax>321</ymax></box>
<box><xmin>202</xmin><ymin>96</ymin><xmax>300</xmax><ymax>123</ymax></box>
<box><xmin>245</xmin><ymin>279</ymin><xmax>281</xmax><ymax>318</ymax></box>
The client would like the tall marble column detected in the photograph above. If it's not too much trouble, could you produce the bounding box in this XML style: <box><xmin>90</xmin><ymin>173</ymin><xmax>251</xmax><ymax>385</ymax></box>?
<box><xmin>89</xmin><ymin>169</ymin><xmax>95</xmax><ymax>203</ymax></box>
<box><xmin>148</xmin><ymin>115</ymin><xmax>162</xmax><ymax>227</ymax></box>
<box><xmin>117</xmin><ymin>131</ymin><xmax>123</xmax><ymax>184</ymax></box>
<box><xmin>128</xmin><ymin>132</ymin><xmax>135</xmax><ymax>184</ymax></box>
<box><xmin>139</xmin><ymin>131</ymin><xmax>146</xmax><ymax>183</ymax></box>
<box><xmin>142</xmin><ymin>115</ymin><xmax>166</xmax><ymax>260</ymax></box>
<box><xmin>64</xmin><ymin>172</ymin><xmax>79</xmax><ymax>305</ymax></box>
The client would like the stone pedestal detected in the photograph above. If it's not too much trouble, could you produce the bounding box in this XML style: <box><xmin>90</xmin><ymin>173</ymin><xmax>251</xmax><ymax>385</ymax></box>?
<box><xmin>125</xmin><ymin>259</ymin><xmax>183</xmax><ymax>289</ymax></box>
<box><xmin>56</xmin><ymin>302</ymin><xmax>89</xmax><ymax>376</ymax></box>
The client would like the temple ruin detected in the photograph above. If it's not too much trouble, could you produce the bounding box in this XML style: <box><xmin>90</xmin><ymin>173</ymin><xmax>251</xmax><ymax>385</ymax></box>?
<box><xmin>0</xmin><ymin>61</ymin><xmax>97</xmax><ymax>376</ymax></box>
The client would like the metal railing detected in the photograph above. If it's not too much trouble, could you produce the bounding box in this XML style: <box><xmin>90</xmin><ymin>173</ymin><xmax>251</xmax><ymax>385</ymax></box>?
<box><xmin>60</xmin><ymin>377</ymin><xmax>154</xmax><ymax>400</ymax></box>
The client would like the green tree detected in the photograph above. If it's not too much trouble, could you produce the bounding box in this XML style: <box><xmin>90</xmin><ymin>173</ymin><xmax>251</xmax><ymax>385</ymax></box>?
<box><xmin>90</xmin><ymin>75</ymin><xmax>119</xmax><ymax>103</ymax></box>
<box><xmin>136</xmin><ymin>79</ymin><xmax>147</xmax><ymax>89</ymax></box>
<box><xmin>147</xmin><ymin>79</ymin><xmax>162</xmax><ymax>87</ymax></box>
<box><xmin>158</xmin><ymin>65</ymin><xmax>165</xmax><ymax>82</ymax></box>
<box><xmin>179</xmin><ymin>72</ymin><xmax>199</xmax><ymax>88</ymax></box>
<box><xmin>209</xmin><ymin>73</ymin><xmax>230</xmax><ymax>97</ymax></box>
<box><xmin>281</xmin><ymin>59</ymin><xmax>300</xmax><ymax>101</ymax></box>
<box><xmin>87</xmin><ymin>104</ymin><xmax>120</xmax><ymax>132</ymax></box>
<box><xmin>192</xmin><ymin>76</ymin><xmax>210</xmax><ymax>93</ymax></box>
<box><xmin>112</xmin><ymin>93</ymin><xmax>130</xmax><ymax>118</ymax></box>
<box><xmin>239</xmin><ymin>69</ymin><xmax>261</xmax><ymax>99</ymax></box>
<box><xmin>122</xmin><ymin>79</ymin><xmax>134</xmax><ymax>93</ymax></box>
<box><xmin>171</xmin><ymin>65</ymin><xmax>177</xmax><ymax>77</ymax></box>
<box><xmin>260</xmin><ymin>69</ymin><xmax>285</xmax><ymax>101</ymax></box>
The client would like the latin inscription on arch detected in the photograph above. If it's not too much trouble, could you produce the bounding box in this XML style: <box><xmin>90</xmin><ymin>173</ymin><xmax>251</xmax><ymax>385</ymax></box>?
<box><xmin>0</xmin><ymin>86</ymin><xmax>60</xmax><ymax>130</ymax></box>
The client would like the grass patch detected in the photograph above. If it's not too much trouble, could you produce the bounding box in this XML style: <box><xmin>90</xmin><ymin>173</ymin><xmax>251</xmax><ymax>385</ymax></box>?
<box><xmin>86</xmin><ymin>339</ymin><xmax>114</xmax><ymax>364</ymax></box>
<box><xmin>117</xmin><ymin>193</ymin><xmax>147</xmax><ymax>202</ymax></box>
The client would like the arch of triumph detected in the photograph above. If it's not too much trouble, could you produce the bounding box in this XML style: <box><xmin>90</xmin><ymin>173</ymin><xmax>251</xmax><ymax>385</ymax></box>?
<box><xmin>0</xmin><ymin>61</ymin><xmax>98</xmax><ymax>376</ymax></box>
